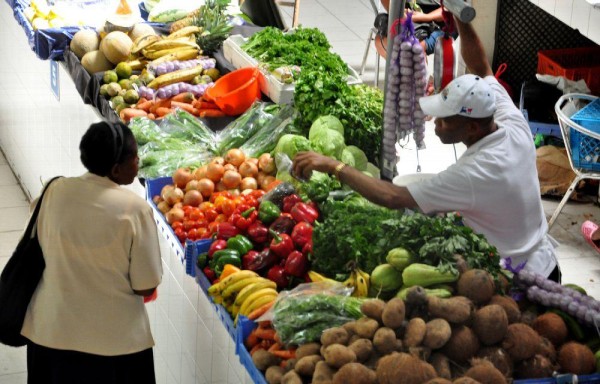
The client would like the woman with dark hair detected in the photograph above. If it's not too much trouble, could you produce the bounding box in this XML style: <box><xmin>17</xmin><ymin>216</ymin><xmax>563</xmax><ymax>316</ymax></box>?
<box><xmin>21</xmin><ymin>121</ymin><xmax>163</xmax><ymax>383</ymax></box>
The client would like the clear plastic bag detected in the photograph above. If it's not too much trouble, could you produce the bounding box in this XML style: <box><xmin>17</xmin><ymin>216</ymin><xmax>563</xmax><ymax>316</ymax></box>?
<box><xmin>263</xmin><ymin>281</ymin><xmax>364</xmax><ymax>346</ymax></box>
<box><xmin>240</xmin><ymin>104</ymin><xmax>298</xmax><ymax>158</ymax></box>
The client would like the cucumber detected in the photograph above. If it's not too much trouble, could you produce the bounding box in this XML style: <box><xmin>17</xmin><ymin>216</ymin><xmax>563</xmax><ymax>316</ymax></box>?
<box><xmin>149</xmin><ymin>9</ymin><xmax>188</xmax><ymax>23</ymax></box>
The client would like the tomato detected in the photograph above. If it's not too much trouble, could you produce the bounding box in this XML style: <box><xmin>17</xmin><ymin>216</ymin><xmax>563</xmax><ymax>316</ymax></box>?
<box><xmin>174</xmin><ymin>227</ymin><xmax>187</xmax><ymax>243</ymax></box>
<box><xmin>197</xmin><ymin>227</ymin><xmax>208</xmax><ymax>238</ymax></box>
<box><xmin>221</xmin><ymin>198</ymin><xmax>236</xmax><ymax>217</ymax></box>
<box><xmin>249</xmin><ymin>189</ymin><xmax>266</xmax><ymax>199</ymax></box>
<box><xmin>208</xmin><ymin>221</ymin><xmax>219</xmax><ymax>235</ymax></box>
<box><xmin>204</xmin><ymin>208</ymin><xmax>219</xmax><ymax>222</ymax></box>
<box><xmin>171</xmin><ymin>221</ymin><xmax>184</xmax><ymax>231</ymax></box>
<box><xmin>183</xmin><ymin>219</ymin><xmax>195</xmax><ymax>231</ymax></box>
<box><xmin>195</xmin><ymin>218</ymin><xmax>209</xmax><ymax>229</ymax></box>
<box><xmin>182</xmin><ymin>205</ymin><xmax>193</xmax><ymax>215</ymax></box>
<box><xmin>187</xmin><ymin>228</ymin><xmax>199</xmax><ymax>241</ymax></box>
<box><xmin>189</xmin><ymin>208</ymin><xmax>204</xmax><ymax>221</ymax></box>
<box><xmin>214</xmin><ymin>214</ymin><xmax>227</xmax><ymax>223</ymax></box>
<box><xmin>243</xmin><ymin>195</ymin><xmax>258</xmax><ymax>208</ymax></box>
<box><xmin>199</xmin><ymin>202</ymin><xmax>215</xmax><ymax>212</ymax></box>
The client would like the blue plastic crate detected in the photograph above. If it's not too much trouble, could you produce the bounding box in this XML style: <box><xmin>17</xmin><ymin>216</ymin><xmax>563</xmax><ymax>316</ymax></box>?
<box><xmin>184</xmin><ymin>239</ymin><xmax>213</xmax><ymax>278</ymax></box>
<box><xmin>570</xmin><ymin>98</ymin><xmax>600</xmax><ymax>171</ymax></box>
<box><xmin>515</xmin><ymin>373</ymin><xmax>600</xmax><ymax>383</ymax></box>
<box><xmin>194</xmin><ymin>265</ymin><xmax>212</xmax><ymax>294</ymax></box>
<box><xmin>236</xmin><ymin>316</ymin><xmax>268</xmax><ymax>384</ymax></box>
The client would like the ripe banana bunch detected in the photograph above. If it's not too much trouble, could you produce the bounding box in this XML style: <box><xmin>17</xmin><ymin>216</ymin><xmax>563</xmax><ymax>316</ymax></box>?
<box><xmin>341</xmin><ymin>269</ymin><xmax>371</xmax><ymax>297</ymax></box>
<box><xmin>207</xmin><ymin>270</ymin><xmax>278</xmax><ymax>319</ymax></box>
<box><xmin>307</xmin><ymin>270</ymin><xmax>339</xmax><ymax>284</ymax></box>
<box><xmin>131</xmin><ymin>30</ymin><xmax>201</xmax><ymax>62</ymax></box>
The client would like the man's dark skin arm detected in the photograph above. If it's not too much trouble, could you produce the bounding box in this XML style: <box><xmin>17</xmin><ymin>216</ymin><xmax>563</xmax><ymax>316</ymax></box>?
<box><xmin>453</xmin><ymin>17</ymin><xmax>493</xmax><ymax>77</ymax></box>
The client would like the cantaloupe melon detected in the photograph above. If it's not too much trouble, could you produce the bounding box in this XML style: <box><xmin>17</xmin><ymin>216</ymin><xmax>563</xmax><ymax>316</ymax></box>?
<box><xmin>100</xmin><ymin>31</ymin><xmax>133</xmax><ymax>65</ymax></box>
<box><xmin>70</xmin><ymin>29</ymin><xmax>100</xmax><ymax>59</ymax></box>
<box><xmin>81</xmin><ymin>50</ymin><xmax>113</xmax><ymax>73</ymax></box>
<box><xmin>129</xmin><ymin>23</ymin><xmax>156</xmax><ymax>42</ymax></box>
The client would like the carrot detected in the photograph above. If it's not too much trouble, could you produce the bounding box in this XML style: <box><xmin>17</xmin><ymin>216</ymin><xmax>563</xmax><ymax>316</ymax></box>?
<box><xmin>245</xmin><ymin>330</ymin><xmax>260</xmax><ymax>349</ymax></box>
<box><xmin>171</xmin><ymin>101</ymin><xmax>199</xmax><ymax>115</ymax></box>
<box><xmin>249</xmin><ymin>344</ymin><xmax>264</xmax><ymax>356</ymax></box>
<box><xmin>254</xmin><ymin>327</ymin><xmax>276</xmax><ymax>341</ymax></box>
<box><xmin>198</xmin><ymin>109</ymin><xmax>227</xmax><ymax>118</ymax></box>
<box><xmin>271</xmin><ymin>349</ymin><xmax>296</xmax><ymax>360</ymax></box>
<box><xmin>248</xmin><ymin>301</ymin><xmax>275</xmax><ymax>321</ymax></box>
<box><xmin>120</xmin><ymin>108</ymin><xmax>147</xmax><ymax>122</ymax></box>
<box><xmin>264</xmin><ymin>179</ymin><xmax>282</xmax><ymax>192</ymax></box>
<box><xmin>268</xmin><ymin>342</ymin><xmax>282</xmax><ymax>352</ymax></box>
<box><xmin>136</xmin><ymin>99</ymin><xmax>154</xmax><ymax>112</ymax></box>
<box><xmin>149</xmin><ymin>98</ymin><xmax>171</xmax><ymax>114</ymax></box>
<box><xmin>155</xmin><ymin>107</ymin><xmax>173</xmax><ymax>118</ymax></box>
<box><xmin>171</xmin><ymin>92</ymin><xmax>195</xmax><ymax>103</ymax></box>
<box><xmin>193</xmin><ymin>100</ymin><xmax>219</xmax><ymax>110</ymax></box>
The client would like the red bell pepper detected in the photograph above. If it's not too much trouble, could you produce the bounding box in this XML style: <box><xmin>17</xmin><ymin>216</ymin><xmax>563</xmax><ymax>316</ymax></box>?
<box><xmin>203</xmin><ymin>266</ymin><xmax>217</xmax><ymax>282</ymax></box>
<box><xmin>247</xmin><ymin>221</ymin><xmax>269</xmax><ymax>244</ymax></box>
<box><xmin>243</xmin><ymin>248</ymin><xmax>278</xmax><ymax>271</ymax></box>
<box><xmin>267</xmin><ymin>265</ymin><xmax>291</xmax><ymax>289</ymax></box>
<box><xmin>208</xmin><ymin>239</ymin><xmax>227</xmax><ymax>258</ymax></box>
<box><xmin>291</xmin><ymin>222</ymin><xmax>313</xmax><ymax>248</ymax></box>
<box><xmin>284</xmin><ymin>250</ymin><xmax>308</xmax><ymax>277</ymax></box>
<box><xmin>282</xmin><ymin>194</ymin><xmax>303</xmax><ymax>213</ymax></box>
<box><xmin>268</xmin><ymin>214</ymin><xmax>296</xmax><ymax>236</ymax></box>
<box><xmin>215</xmin><ymin>222</ymin><xmax>240</xmax><ymax>240</ymax></box>
<box><xmin>290</xmin><ymin>202</ymin><xmax>319</xmax><ymax>225</ymax></box>
<box><xmin>269</xmin><ymin>229</ymin><xmax>295</xmax><ymax>258</ymax></box>
<box><xmin>302</xmin><ymin>241</ymin><xmax>312</xmax><ymax>257</ymax></box>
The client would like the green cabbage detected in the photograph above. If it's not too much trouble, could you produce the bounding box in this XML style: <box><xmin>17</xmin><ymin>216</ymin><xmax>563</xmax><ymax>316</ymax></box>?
<box><xmin>273</xmin><ymin>134</ymin><xmax>313</xmax><ymax>160</ymax></box>
<box><xmin>341</xmin><ymin>145</ymin><xmax>368</xmax><ymax>171</ymax></box>
<box><xmin>310</xmin><ymin>129</ymin><xmax>345</xmax><ymax>160</ymax></box>
<box><xmin>308</xmin><ymin>115</ymin><xmax>344</xmax><ymax>140</ymax></box>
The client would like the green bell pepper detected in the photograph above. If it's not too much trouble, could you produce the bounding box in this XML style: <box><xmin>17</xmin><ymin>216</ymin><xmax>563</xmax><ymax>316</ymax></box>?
<box><xmin>213</xmin><ymin>252</ymin><xmax>242</xmax><ymax>276</ymax></box>
<box><xmin>196</xmin><ymin>252</ymin><xmax>208</xmax><ymax>269</ymax></box>
<box><xmin>210</xmin><ymin>249</ymin><xmax>241</xmax><ymax>269</ymax></box>
<box><xmin>258</xmin><ymin>200</ymin><xmax>281</xmax><ymax>224</ymax></box>
<box><xmin>226</xmin><ymin>235</ymin><xmax>254</xmax><ymax>256</ymax></box>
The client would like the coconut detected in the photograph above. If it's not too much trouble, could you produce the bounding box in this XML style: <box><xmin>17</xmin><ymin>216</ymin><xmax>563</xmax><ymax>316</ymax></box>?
<box><xmin>501</xmin><ymin>323</ymin><xmax>542</xmax><ymax>361</ymax></box>
<box><xmin>376</xmin><ymin>352</ymin><xmax>437</xmax><ymax>384</ymax></box>
<box><xmin>456</xmin><ymin>269</ymin><xmax>495</xmax><ymax>305</ymax></box>
<box><xmin>476</xmin><ymin>347</ymin><xmax>513</xmax><ymax>378</ymax></box>
<box><xmin>463</xmin><ymin>359</ymin><xmax>507</xmax><ymax>384</ymax></box>
<box><xmin>515</xmin><ymin>354</ymin><xmax>555</xmax><ymax>379</ymax></box>
<box><xmin>441</xmin><ymin>326</ymin><xmax>480</xmax><ymax>364</ymax></box>
<box><xmin>557</xmin><ymin>342</ymin><xmax>595</xmax><ymax>374</ymax></box>
<box><xmin>472</xmin><ymin>305</ymin><xmax>508</xmax><ymax>346</ymax></box>
<box><xmin>488</xmin><ymin>295</ymin><xmax>521</xmax><ymax>323</ymax></box>
<box><xmin>532</xmin><ymin>312</ymin><xmax>568</xmax><ymax>347</ymax></box>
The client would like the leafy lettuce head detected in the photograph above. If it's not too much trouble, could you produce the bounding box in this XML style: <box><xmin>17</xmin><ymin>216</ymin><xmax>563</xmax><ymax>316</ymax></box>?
<box><xmin>273</xmin><ymin>134</ymin><xmax>313</xmax><ymax>160</ymax></box>
<box><xmin>341</xmin><ymin>145</ymin><xmax>368</xmax><ymax>171</ymax></box>
<box><xmin>310</xmin><ymin>129</ymin><xmax>345</xmax><ymax>160</ymax></box>
<box><xmin>309</xmin><ymin>115</ymin><xmax>344</xmax><ymax>140</ymax></box>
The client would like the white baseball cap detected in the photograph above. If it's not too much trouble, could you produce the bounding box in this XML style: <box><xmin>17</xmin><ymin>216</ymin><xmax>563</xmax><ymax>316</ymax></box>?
<box><xmin>419</xmin><ymin>74</ymin><xmax>496</xmax><ymax>118</ymax></box>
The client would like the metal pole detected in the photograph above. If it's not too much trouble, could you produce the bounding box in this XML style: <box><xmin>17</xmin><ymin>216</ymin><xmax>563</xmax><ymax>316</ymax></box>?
<box><xmin>432</xmin><ymin>0</ymin><xmax>476</xmax><ymax>23</ymax></box>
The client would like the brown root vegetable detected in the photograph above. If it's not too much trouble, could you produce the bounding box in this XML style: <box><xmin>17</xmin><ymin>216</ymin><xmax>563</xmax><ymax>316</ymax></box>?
<box><xmin>464</xmin><ymin>359</ymin><xmax>507</xmax><ymax>384</ymax></box>
<box><xmin>373</xmin><ymin>327</ymin><xmax>399</xmax><ymax>355</ymax></box>
<box><xmin>453</xmin><ymin>378</ymin><xmax>481</xmax><ymax>384</ymax></box>
<box><xmin>252</xmin><ymin>349</ymin><xmax>282</xmax><ymax>371</ymax></box>
<box><xmin>348</xmin><ymin>334</ymin><xmax>362</xmax><ymax>345</ymax></box>
<box><xmin>476</xmin><ymin>347</ymin><xmax>513</xmax><ymax>378</ymax></box>
<box><xmin>501</xmin><ymin>323</ymin><xmax>542</xmax><ymax>362</ymax></box>
<box><xmin>376</xmin><ymin>352</ymin><xmax>437</xmax><ymax>384</ymax></box>
<box><xmin>536</xmin><ymin>337</ymin><xmax>557</xmax><ymax>362</ymax></box>
<box><xmin>361</xmin><ymin>299</ymin><xmax>385</xmax><ymax>323</ymax></box>
<box><xmin>515</xmin><ymin>354</ymin><xmax>555</xmax><ymax>379</ymax></box>
<box><xmin>424</xmin><ymin>379</ymin><xmax>453</xmax><ymax>384</ymax></box>
<box><xmin>352</xmin><ymin>317</ymin><xmax>380</xmax><ymax>339</ymax></box>
<box><xmin>281</xmin><ymin>370</ymin><xmax>303</xmax><ymax>384</ymax></box>
<box><xmin>266</xmin><ymin>365</ymin><xmax>285</xmax><ymax>384</ymax></box>
<box><xmin>313</xmin><ymin>361</ymin><xmax>336</xmax><ymax>384</ymax></box>
<box><xmin>429</xmin><ymin>353</ymin><xmax>452</xmax><ymax>379</ymax></box>
<box><xmin>342</xmin><ymin>321</ymin><xmax>356</xmax><ymax>336</ymax></box>
<box><xmin>364</xmin><ymin>352</ymin><xmax>381</xmax><ymax>370</ymax></box>
<box><xmin>294</xmin><ymin>355</ymin><xmax>323</xmax><ymax>377</ymax></box>
<box><xmin>408</xmin><ymin>346</ymin><xmax>432</xmax><ymax>361</ymax></box>
<box><xmin>456</xmin><ymin>269</ymin><xmax>495</xmax><ymax>305</ymax></box>
<box><xmin>488</xmin><ymin>295</ymin><xmax>520</xmax><ymax>324</ymax></box>
<box><xmin>348</xmin><ymin>338</ymin><xmax>373</xmax><ymax>363</ymax></box>
<box><xmin>321</xmin><ymin>327</ymin><xmax>350</xmax><ymax>347</ymax></box>
<box><xmin>557</xmin><ymin>342</ymin><xmax>595</xmax><ymax>374</ymax></box>
<box><xmin>472</xmin><ymin>305</ymin><xmax>508</xmax><ymax>346</ymax></box>
<box><xmin>405</xmin><ymin>286</ymin><xmax>428</xmax><ymax>308</ymax></box>
<box><xmin>323</xmin><ymin>344</ymin><xmax>357</xmax><ymax>369</ymax></box>
<box><xmin>382</xmin><ymin>298</ymin><xmax>406</xmax><ymax>329</ymax></box>
<box><xmin>404</xmin><ymin>317</ymin><xmax>427</xmax><ymax>347</ymax></box>
<box><xmin>441</xmin><ymin>326</ymin><xmax>480</xmax><ymax>364</ymax></box>
<box><xmin>532</xmin><ymin>312</ymin><xmax>568</xmax><ymax>347</ymax></box>
<box><xmin>282</xmin><ymin>358</ymin><xmax>297</xmax><ymax>373</ymax></box>
<box><xmin>295</xmin><ymin>342</ymin><xmax>321</xmax><ymax>360</ymax></box>
<box><xmin>428</xmin><ymin>296</ymin><xmax>474</xmax><ymax>324</ymax></box>
<box><xmin>519</xmin><ymin>310</ymin><xmax>538</xmax><ymax>327</ymax></box>
<box><xmin>423</xmin><ymin>318</ymin><xmax>452</xmax><ymax>349</ymax></box>
<box><xmin>332</xmin><ymin>362</ymin><xmax>377</xmax><ymax>384</ymax></box>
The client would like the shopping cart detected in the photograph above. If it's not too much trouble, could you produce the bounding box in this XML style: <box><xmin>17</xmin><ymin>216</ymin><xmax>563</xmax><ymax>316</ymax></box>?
<box><xmin>547</xmin><ymin>93</ymin><xmax>600</xmax><ymax>230</ymax></box>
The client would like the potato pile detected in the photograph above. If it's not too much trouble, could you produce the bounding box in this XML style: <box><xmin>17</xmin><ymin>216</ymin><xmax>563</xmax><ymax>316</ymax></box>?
<box><xmin>255</xmin><ymin>268</ymin><xmax>597</xmax><ymax>384</ymax></box>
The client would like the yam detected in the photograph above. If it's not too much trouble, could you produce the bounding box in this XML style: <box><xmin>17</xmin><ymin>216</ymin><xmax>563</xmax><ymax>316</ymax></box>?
<box><xmin>382</xmin><ymin>298</ymin><xmax>406</xmax><ymax>329</ymax></box>
<box><xmin>376</xmin><ymin>352</ymin><xmax>437</xmax><ymax>384</ymax></box>
<box><xmin>252</xmin><ymin>349</ymin><xmax>281</xmax><ymax>371</ymax></box>
<box><xmin>321</xmin><ymin>327</ymin><xmax>350</xmax><ymax>347</ymax></box>
<box><xmin>488</xmin><ymin>295</ymin><xmax>520</xmax><ymax>323</ymax></box>
<box><xmin>294</xmin><ymin>355</ymin><xmax>323</xmax><ymax>377</ymax></box>
<box><xmin>352</xmin><ymin>317</ymin><xmax>380</xmax><ymax>339</ymax></box>
<box><xmin>456</xmin><ymin>269</ymin><xmax>495</xmax><ymax>305</ymax></box>
<box><xmin>282</xmin><ymin>358</ymin><xmax>297</xmax><ymax>373</ymax></box>
<box><xmin>472</xmin><ymin>305</ymin><xmax>508</xmax><ymax>346</ymax></box>
<box><xmin>323</xmin><ymin>344</ymin><xmax>357</xmax><ymax>369</ymax></box>
<box><xmin>281</xmin><ymin>370</ymin><xmax>303</xmax><ymax>384</ymax></box>
<box><xmin>403</xmin><ymin>317</ymin><xmax>427</xmax><ymax>347</ymax></box>
<box><xmin>452</xmin><ymin>379</ymin><xmax>481</xmax><ymax>384</ymax></box>
<box><xmin>295</xmin><ymin>342</ymin><xmax>321</xmax><ymax>360</ymax></box>
<box><xmin>501</xmin><ymin>323</ymin><xmax>542</xmax><ymax>361</ymax></box>
<box><xmin>265</xmin><ymin>365</ymin><xmax>285</xmax><ymax>384</ymax></box>
<box><xmin>423</xmin><ymin>318</ymin><xmax>452</xmax><ymax>349</ymax></box>
<box><xmin>361</xmin><ymin>299</ymin><xmax>385</xmax><ymax>323</ymax></box>
<box><xmin>514</xmin><ymin>354</ymin><xmax>555</xmax><ymax>379</ymax></box>
<box><xmin>424</xmin><ymin>379</ymin><xmax>453</xmax><ymax>384</ymax></box>
<box><xmin>532</xmin><ymin>312</ymin><xmax>568</xmax><ymax>347</ymax></box>
<box><xmin>373</xmin><ymin>327</ymin><xmax>399</xmax><ymax>355</ymax></box>
<box><xmin>464</xmin><ymin>359</ymin><xmax>507</xmax><ymax>384</ymax></box>
<box><xmin>557</xmin><ymin>342</ymin><xmax>595</xmax><ymax>374</ymax></box>
<box><xmin>348</xmin><ymin>338</ymin><xmax>373</xmax><ymax>363</ymax></box>
<box><xmin>332</xmin><ymin>362</ymin><xmax>377</xmax><ymax>384</ymax></box>
<box><xmin>429</xmin><ymin>353</ymin><xmax>452</xmax><ymax>379</ymax></box>
<box><xmin>476</xmin><ymin>347</ymin><xmax>513</xmax><ymax>378</ymax></box>
<box><xmin>428</xmin><ymin>296</ymin><xmax>474</xmax><ymax>324</ymax></box>
<box><xmin>441</xmin><ymin>326</ymin><xmax>480</xmax><ymax>364</ymax></box>
<box><xmin>536</xmin><ymin>337</ymin><xmax>557</xmax><ymax>362</ymax></box>
<box><xmin>313</xmin><ymin>361</ymin><xmax>336</xmax><ymax>384</ymax></box>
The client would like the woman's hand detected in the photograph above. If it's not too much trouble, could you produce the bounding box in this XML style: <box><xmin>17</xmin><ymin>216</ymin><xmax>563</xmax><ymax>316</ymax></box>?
<box><xmin>292</xmin><ymin>151</ymin><xmax>340</xmax><ymax>180</ymax></box>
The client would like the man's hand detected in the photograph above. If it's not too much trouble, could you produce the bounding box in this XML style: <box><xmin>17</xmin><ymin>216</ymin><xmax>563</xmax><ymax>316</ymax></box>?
<box><xmin>292</xmin><ymin>151</ymin><xmax>340</xmax><ymax>180</ymax></box>
<box><xmin>454</xmin><ymin>16</ymin><xmax>493</xmax><ymax>78</ymax></box>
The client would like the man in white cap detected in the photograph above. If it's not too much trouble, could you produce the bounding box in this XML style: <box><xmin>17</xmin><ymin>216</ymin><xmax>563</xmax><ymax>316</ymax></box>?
<box><xmin>292</xmin><ymin>17</ymin><xmax>559</xmax><ymax>280</ymax></box>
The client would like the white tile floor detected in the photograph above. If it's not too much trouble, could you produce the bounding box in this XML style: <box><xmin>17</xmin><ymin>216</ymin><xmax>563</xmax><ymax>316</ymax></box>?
<box><xmin>1</xmin><ymin>0</ymin><xmax>600</xmax><ymax>382</ymax></box>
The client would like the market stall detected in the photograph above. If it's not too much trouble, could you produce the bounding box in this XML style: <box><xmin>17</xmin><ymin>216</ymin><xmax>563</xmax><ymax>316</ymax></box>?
<box><xmin>1</xmin><ymin>0</ymin><xmax>600</xmax><ymax>383</ymax></box>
